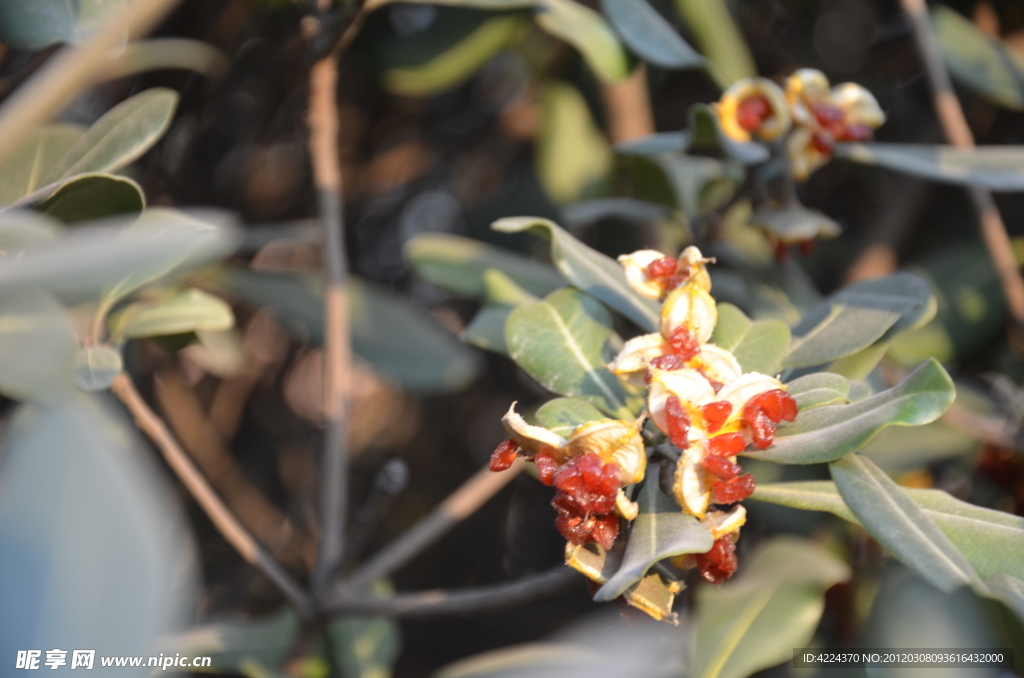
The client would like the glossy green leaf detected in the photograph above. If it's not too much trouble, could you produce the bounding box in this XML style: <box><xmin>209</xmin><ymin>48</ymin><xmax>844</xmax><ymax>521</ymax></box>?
<box><xmin>533</xmin><ymin>0</ymin><xmax>631</xmax><ymax>83</ymax></box>
<box><xmin>505</xmin><ymin>288</ymin><xmax>628</xmax><ymax>416</ymax></box>
<box><xmin>786</xmin><ymin>372</ymin><xmax>850</xmax><ymax>410</ymax></box>
<box><xmin>110</xmin><ymin>288</ymin><xmax>234</xmax><ymax>340</ymax></box>
<box><xmin>746</xmin><ymin>358</ymin><xmax>955</xmax><ymax>464</ymax></box>
<box><xmin>594</xmin><ymin>482</ymin><xmax>712</xmax><ymax>601</ymax></box>
<box><xmin>536</xmin><ymin>81</ymin><xmax>613</xmax><ymax>204</ymax></box>
<box><xmin>164</xmin><ymin>609</ymin><xmax>298</xmax><ymax>676</ymax></box>
<box><xmin>32</xmin><ymin>173</ymin><xmax>145</xmax><ymax>223</ymax></box>
<box><xmin>752</xmin><ymin>480</ymin><xmax>1024</xmax><ymax>582</ymax></box>
<box><xmin>536</xmin><ymin>397</ymin><xmax>606</xmax><ymax>437</ymax></box>
<box><xmin>462</xmin><ymin>306</ymin><xmax>511</xmax><ymax>354</ymax></box>
<box><xmin>43</xmin><ymin>88</ymin><xmax>179</xmax><ymax>184</ymax></box>
<box><xmin>749</xmin><ymin>203</ymin><xmax>841</xmax><ymax>243</ymax></box>
<box><xmin>933</xmin><ymin>5</ymin><xmax>1024</xmax><ymax>111</ymax></box>
<box><xmin>404</xmin><ymin>233</ymin><xmax>565</xmax><ymax>299</ymax></box>
<box><xmin>383</xmin><ymin>16</ymin><xmax>522</xmax><ymax>97</ymax></box>
<box><xmin>0</xmin><ymin>290</ymin><xmax>76</xmax><ymax>403</ymax></box>
<box><xmin>600</xmin><ymin>0</ymin><xmax>704</xmax><ymax>69</ymax></box>
<box><xmin>709</xmin><ymin>303</ymin><xmax>751</xmax><ymax>350</ymax></box>
<box><xmin>73</xmin><ymin>345</ymin><xmax>123</xmax><ymax>391</ymax></box>
<box><xmin>0</xmin><ymin>395</ymin><xmax>192</xmax><ymax>664</ymax></box>
<box><xmin>0</xmin><ymin>125</ymin><xmax>84</xmax><ymax>207</ymax></box>
<box><xmin>784</xmin><ymin>272</ymin><xmax>934</xmax><ymax>369</ymax></box>
<box><xmin>692</xmin><ymin>537</ymin><xmax>850</xmax><ymax>678</ymax></box>
<box><xmin>835</xmin><ymin>142</ymin><xmax>1024</xmax><ymax>191</ymax></box>
<box><xmin>493</xmin><ymin>216</ymin><xmax>661</xmax><ymax>331</ymax></box>
<box><xmin>831</xmin><ymin>454</ymin><xmax>982</xmax><ymax>592</ymax></box>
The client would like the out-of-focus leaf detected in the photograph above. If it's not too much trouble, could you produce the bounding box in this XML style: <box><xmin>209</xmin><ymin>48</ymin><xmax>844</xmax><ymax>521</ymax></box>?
<box><xmin>987</xmin><ymin>574</ymin><xmax>1024</xmax><ymax>623</ymax></box>
<box><xmin>383</xmin><ymin>16</ymin><xmax>521</xmax><ymax>97</ymax></box>
<box><xmin>404</xmin><ymin>233</ymin><xmax>565</xmax><ymax>299</ymax></box>
<box><xmin>933</xmin><ymin>5</ymin><xmax>1024</xmax><ymax>111</ymax></box>
<box><xmin>750</xmin><ymin>203</ymin><xmax>841</xmax><ymax>243</ymax></box>
<box><xmin>835</xmin><ymin>142</ymin><xmax>1024</xmax><ymax>190</ymax></box>
<box><xmin>653</xmin><ymin>153</ymin><xmax>740</xmax><ymax>222</ymax></box>
<box><xmin>672</xmin><ymin>0</ymin><xmax>755</xmax><ymax>87</ymax></box>
<box><xmin>534</xmin><ymin>0</ymin><xmax>630</xmax><ymax>83</ymax></box>
<box><xmin>687</xmin><ymin>104</ymin><xmax>768</xmax><ymax>165</ymax></box>
<box><xmin>752</xmin><ymin>480</ymin><xmax>1024</xmax><ymax>582</ymax></box>
<box><xmin>784</xmin><ymin>272</ymin><xmax>934</xmax><ymax>369</ymax></box>
<box><xmin>536</xmin><ymin>397</ymin><xmax>606</xmax><ymax>437</ymax></box>
<box><xmin>561</xmin><ymin>198</ymin><xmax>673</xmax><ymax>229</ymax></box>
<box><xmin>73</xmin><ymin>345</ymin><xmax>123</xmax><ymax>391</ymax></box>
<box><xmin>786</xmin><ymin>371</ymin><xmax>850</xmax><ymax>410</ymax></box>
<box><xmin>165</xmin><ymin>609</ymin><xmax>298</xmax><ymax>676</ymax></box>
<box><xmin>365</xmin><ymin>0</ymin><xmax>534</xmax><ymax>10</ymax></box>
<box><xmin>0</xmin><ymin>211</ymin><xmax>64</xmax><ymax>249</ymax></box>
<box><xmin>0</xmin><ymin>1</ymin><xmax>75</xmax><ymax>48</ymax></box>
<box><xmin>860</xmin><ymin>419</ymin><xmax>977</xmax><ymax>472</ymax></box>
<box><xmin>730</xmin><ymin>319</ymin><xmax>790</xmax><ymax>376</ymax></box>
<box><xmin>536</xmin><ymin>81</ymin><xmax>613</xmax><ymax>204</ymax></box>
<box><xmin>692</xmin><ymin>537</ymin><xmax>850</xmax><ymax>678</ymax></box>
<box><xmin>709</xmin><ymin>303</ymin><xmax>751</xmax><ymax>350</ymax></box>
<box><xmin>594</xmin><ymin>482</ymin><xmax>712</xmax><ymax>601</ymax></box>
<box><xmin>328</xmin><ymin>583</ymin><xmax>401</xmax><ymax>678</ymax></box>
<box><xmin>482</xmin><ymin>268</ymin><xmax>538</xmax><ymax>306</ymax></box>
<box><xmin>0</xmin><ymin>290</ymin><xmax>76</xmax><ymax>404</ymax></box>
<box><xmin>0</xmin><ymin>125</ymin><xmax>84</xmax><ymax>207</ymax></box>
<box><xmin>600</xmin><ymin>0</ymin><xmax>703</xmax><ymax>69</ymax></box>
<box><xmin>0</xmin><ymin>395</ymin><xmax>192</xmax><ymax>668</ymax></box>
<box><xmin>42</xmin><ymin>88</ymin><xmax>179</xmax><ymax>184</ymax></box>
<box><xmin>110</xmin><ymin>288</ymin><xmax>234</xmax><ymax>340</ymax></box>
<box><xmin>31</xmin><ymin>173</ymin><xmax>145</xmax><ymax>223</ymax></box>
<box><xmin>463</xmin><ymin>306</ymin><xmax>511</xmax><ymax>354</ymax></box>
<box><xmin>505</xmin><ymin>288</ymin><xmax>629</xmax><ymax>416</ymax></box>
<box><xmin>746</xmin><ymin>359</ymin><xmax>955</xmax><ymax>464</ymax></box>
<box><xmin>614</xmin><ymin>131</ymin><xmax>688</xmax><ymax>157</ymax></box>
<box><xmin>0</xmin><ymin>209</ymin><xmax>237</xmax><ymax>304</ymax></box>
<box><xmin>831</xmin><ymin>454</ymin><xmax>982</xmax><ymax>592</ymax></box>
<box><xmin>101</xmin><ymin>38</ymin><xmax>231</xmax><ymax>81</ymax></box>
<box><xmin>493</xmin><ymin>217</ymin><xmax>661</xmax><ymax>331</ymax></box>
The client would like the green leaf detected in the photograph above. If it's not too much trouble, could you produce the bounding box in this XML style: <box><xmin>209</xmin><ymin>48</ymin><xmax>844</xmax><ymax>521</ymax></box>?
<box><xmin>73</xmin><ymin>345</ymin><xmax>124</xmax><ymax>391</ymax></box>
<box><xmin>493</xmin><ymin>216</ymin><xmax>661</xmax><ymax>331</ymax></box>
<box><xmin>594</xmin><ymin>481</ymin><xmax>713</xmax><ymax>601</ymax></box>
<box><xmin>933</xmin><ymin>5</ymin><xmax>1024</xmax><ymax>111</ymax></box>
<box><xmin>404</xmin><ymin>233</ymin><xmax>565</xmax><ymax>299</ymax></box>
<box><xmin>652</xmin><ymin>153</ymin><xmax>741</xmax><ymax>222</ymax></box>
<box><xmin>0</xmin><ymin>395</ymin><xmax>192</xmax><ymax>660</ymax></box>
<box><xmin>835</xmin><ymin>142</ymin><xmax>1024</xmax><ymax>191</ymax></box>
<box><xmin>0</xmin><ymin>124</ymin><xmax>84</xmax><ymax>207</ymax></box>
<box><xmin>752</xmin><ymin>480</ymin><xmax>1024</xmax><ymax>582</ymax></box>
<box><xmin>482</xmin><ymin>268</ymin><xmax>538</xmax><ymax>307</ymax></box>
<box><xmin>987</xmin><ymin>574</ymin><xmax>1024</xmax><ymax>623</ymax></box>
<box><xmin>860</xmin><ymin>419</ymin><xmax>978</xmax><ymax>472</ymax></box>
<box><xmin>746</xmin><ymin>358</ymin><xmax>955</xmax><ymax>464</ymax></box>
<box><xmin>462</xmin><ymin>306</ymin><xmax>511</xmax><ymax>354</ymax></box>
<box><xmin>0</xmin><ymin>210</ymin><xmax>64</xmax><ymax>250</ymax></box>
<box><xmin>533</xmin><ymin>0</ymin><xmax>631</xmax><ymax>83</ymax></box>
<box><xmin>505</xmin><ymin>287</ymin><xmax>629</xmax><ymax>416</ymax></box>
<box><xmin>0</xmin><ymin>290</ymin><xmax>76</xmax><ymax>403</ymax></box>
<box><xmin>328</xmin><ymin>612</ymin><xmax>400</xmax><ymax>678</ymax></box>
<box><xmin>109</xmin><ymin>288</ymin><xmax>234</xmax><ymax>340</ymax></box>
<box><xmin>365</xmin><ymin>0</ymin><xmax>534</xmax><ymax>10</ymax></box>
<box><xmin>830</xmin><ymin>454</ymin><xmax>982</xmax><ymax>592</ymax></box>
<box><xmin>535</xmin><ymin>396</ymin><xmax>606</xmax><ymax>436</ymax></box>
<box><xmin>382</xmin><ymin>16</ymin><xmax>522</xmax><ymax>97</ymax></box>
<box><xmin>614</xmin><ymin>131</ymin><xmax>688</xmax><ymax>157</ymax></box>
<box><xmin>43</xmin><ymin>88</ymin><xmax>179</xmax><ymax>184</ymax></box>
<box><xmin>32</xmin><ymin>173</ymin><xmax>145</xmax><ymax>223</ymax></box>
<box><xmin>784</xmin><ymin>272</ymin><xmax>934</xmax><ymax>369</ymax></box>
<box><xmin>561</xmin><ymin>198</ymin><xmax>673</xmax><ymax>229</ymax></box>
<box><xmin>692</xmin><ymin>537</ymin><xmax>850</xmax><ymax>678</ymax></box>
<box><xmin>731</xmin><ymin>319</ymin><xmax>790</xmax><ymax>376</ymax></box>
<box><xmin>536</xmin><ymin>81</ymin><xmax>613</xmax><ymax>204</ymax></box>
<box><xmin>749</xmin><ymin>203</ymin><xmax>841</xmax><ymax>243</ymax></box>
<box><xmin>599</xmin><ymin>0</ymin><xmax>704</xmax><ymax>70</ymax></box>
<box><xmin>825</xmin><ymin>341</ymin><xmax>890</xmax><ymax>381</ymax></box>
<box><xmin>164</xmin><ymin>609</ymin><xmax>299</xmax><ymax>676</ymax></box>
<box><xmin>672</xmin><ymin>0</ymin><xmax>755</xmax><ymax>87</ymax></box>
<box><xmin>709</xmin><ymin>303</ymin><xmax>752</xmax><ymax>350</ymax></box>
<box><xmin>0</xmin><ymin>1</ymin><xmax>75</xmax><ymax>48</ymax></box>
<box><xmin>786</xmin><ymin>371</ymin><xmax>851</xmax><ymax>410</ymax></box>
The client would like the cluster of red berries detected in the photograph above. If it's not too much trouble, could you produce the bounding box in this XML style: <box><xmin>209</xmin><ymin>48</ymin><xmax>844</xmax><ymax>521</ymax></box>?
<box><xmin>695</xmin><ymin>534</ymin><xmax>738</xmax><ymax>584</ymax></box>
<box><xmin>808</xmin><ymin>102</ymin><xmax>873</xmax><ymax>154</ymax></box>
<box><xmin>736</xmin><ymin>95</ymin><xmax>773</xmax><ymax>132</ymax></box>
<box><xmin>742</xmin><ymin>389</ymin><xmax>798</xmax><ymax>448</ymax></box>
<box><xmin>645</xmin><ymin>256</ymin><xmax>691</xmax><ymax>295</ymax></box>
<box><xmin>645</xmin><ymin>327</ymin><xmax>702</xmax><ymax>384</ymax></box>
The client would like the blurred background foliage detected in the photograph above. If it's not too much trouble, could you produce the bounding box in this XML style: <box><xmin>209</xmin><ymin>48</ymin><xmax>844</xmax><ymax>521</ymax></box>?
<box><xmin>4</xmin><ymin>0</ymin><xmax>1024</xmax><ymax>676</ymax></box>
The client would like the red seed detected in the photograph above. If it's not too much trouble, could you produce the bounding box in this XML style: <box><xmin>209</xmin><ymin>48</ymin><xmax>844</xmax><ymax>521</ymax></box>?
<box><xmin>701</xmin><ymin>401</ymin><xmax>733</xmax><ymax>433</ymax></box>
<box><xmin>838</xmin><ymin>123</ymin><xmax>873</xmax><ymax>141</ymax></box>
<box><xmin>812</xmin><ymin>103</ymin><xmax>844</xmax><ymax>126</ymax></box>
<box><xmin>712</xmin><ymin>473</ymin><xmax>756</xmax><ymax>504</ymax></box>
<box><xmin>555</xmin><ymin>512</ymin><xmax>593</xmax><ymax>545</ymax></box>
<box><xmin>650</xmin><ymin>354</ymin><xmax>685</xmax><ymax>371</ymax></box>
<box><xmin>490</xmin><ymin>439</ymin><xmax>520</xmax><ymax>471</ymax></box>
<box><xmin>742</xmin><ymin>403</ymin><xmax>776</xmax><ymax>449</ymax></box>
<box><xmin>751</xmin><ymin>390</ymin><xmax>785</xmax><ymax>422</ymax></box>
<box><xmin>552</xmin><ymin>492</ymin><xmax>581</xmax><ymax>515</ymax></box>
<box><xmin>647</xmin><ymin>256</ymin><xmax>678</xmax><ymax>279</ymax></box>
<box><xmin>579</xmin><ymin>453</ymin><xmax>604</xmax><ymax>490</ymax></box>
<box><xmin>704</xmin><ymin>454</ymin><xmax>742</xmax><ymax>480</ymax></box>
<box><xmin>708</xmin><ymin>432</ymin><xmax>746</xmax><ymax>457</ymax></box>
<box><xmin>535</xmin><ymin>453</ymin><xmax>557</xmax><ymax>486</ymax></box>
<box><xmin>591</xmin><ymin>515</ymin><xmax>619</xmax><ymax>550</ymax></box>
<box><xmin>799</xmin><ymin>239</ymin><xmax>816</xmax><ymax>257</ymax></box>
<box><xmin>554</xmin><ymin>464</ymin><xmax>583</xmax><ymax>493</ymax></box>
<box><xmin>589</xmin><ymin>492</ymin><xmax>616</xmax><ymax>515</ymax></box>
<box><xmin>666</xmin><ymin>274</ymin><xmax>688</xmax><ymax>291</ymax></box>
<box><xmin>668</xmin><ymin>326</ymin><xmax>700</xmax><ymax>361</ymax></box>
<box><xmin>598</xmin><ymin>463</ymin><xmax>621</xmax><ymax>495</ymax></box>
<box><xmin>773</xmin><ymin>241</ymin><xmax>790</xmax><ymax>263</ymax></box>
<box><xmin>736</xmin><ymin>95</ymin><xmax>771</xmax><ymax>131</ymax></box>
<box><xmin>780</xmin><ymin>393</ymin><xmax>798</xmax><ymax>422</ymax></box>
<box><xmin>696</xmin><ymin>536</ymin><xmax>738</xmax><ymax>583</ymax></box>
<box><xmin>665</xmin><ymin>396</ymin><xmax>691</xmax><ymax>449</ymax></box>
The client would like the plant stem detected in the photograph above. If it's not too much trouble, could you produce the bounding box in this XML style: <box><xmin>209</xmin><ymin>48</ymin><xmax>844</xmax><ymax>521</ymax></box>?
<box><xmin>110</xmin><ymin>373</ymin><xmax>313</xmax><ymax>618</ymax></box>
<box><xmin>899</xmin><ymin>0</ymin><xmax>1024</xmax><ymax>328</ymax></box>
<box><xmin>340</xmin><ymin>460</ymin><xmax>526</xmax><ymax>592</ymax></box>
<box><xmin>324</xmin><ymin>565</ymin><xmax>581</xmax><ymax>617</ymax></box>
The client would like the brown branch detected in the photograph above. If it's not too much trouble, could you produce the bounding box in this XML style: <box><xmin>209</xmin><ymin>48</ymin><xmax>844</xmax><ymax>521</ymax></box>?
<box><xmin>899</xmin><ymin>0</ymin><xmax>1024</xmax><ymax>326</ymax></box>
<box><xmin>307</xmin><ymin>49</ymin><xmax>351</xmax><ymax>593</ymax></box>
<box><xmin>340</xmin><ymin>460</ymin><xmax>526</xmax><ymax>592</ymax></box>
<box><xmin>600</xmin><ymin>65</ymin><xmax>656</xmax><ymax>144</ymax></box>
<box><xmin>110</xmin><ymin>373</ymin><xmax>312</xmax><ymax>617</ymax></box>
<box><xmin>324</xmin><ymin>565</ymin><xmax>582</xmax><ymax>617</ymax></box>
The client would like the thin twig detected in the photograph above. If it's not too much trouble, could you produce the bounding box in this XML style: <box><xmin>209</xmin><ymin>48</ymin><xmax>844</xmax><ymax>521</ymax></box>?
<box><xmin>0</xmin><ymin>0</ymin><xmax>184</xmax><ymax>165</ymax></box>
<box><xmin>899</xmin><ymin>0</ymin><xmax>1024</xmax><ymax>327</ymax></box>
<box><xmin>324</xmin><ymin>565</ymin><xmax>582</xmax><ymax>617</ymax></box>
<box><xmin>340</xmin><ymin>460</ymin><xmax>526</xmax><ymax>592</ymax></box>
<box><xmin>307</xmin><ymin>48</ymin><xmax>351</xmax><ymax>594</ymax></box>
<box><xmin>111</xmin><ymin>374</ymin><xmax>313</xmax><ymax>618</ymax></box>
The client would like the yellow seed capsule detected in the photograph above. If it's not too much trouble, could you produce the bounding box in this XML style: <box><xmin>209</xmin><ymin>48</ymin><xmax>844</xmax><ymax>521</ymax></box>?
<box><xmin>674</xmin><ymin>442</ymin><xmax>712</xmax><ymax>519</ymax></box>
<box><xmin>718</xmin><ymin>77</ymin><xmax>791</xmax><ymax>142</ymax></box>
<box><xmin>618</xmin><ymin>249</ymin><xmax>672</xmax><ymax>300</ymax></box>
<box><xmin>565</xmin><ymin>418</ymin><xmax>647</xmax><ymax>486</ymax></box>
<box><xmin>501</xmin><ymin>402</ymin><xmax>568</xmax><ymax>461</ymax></box>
